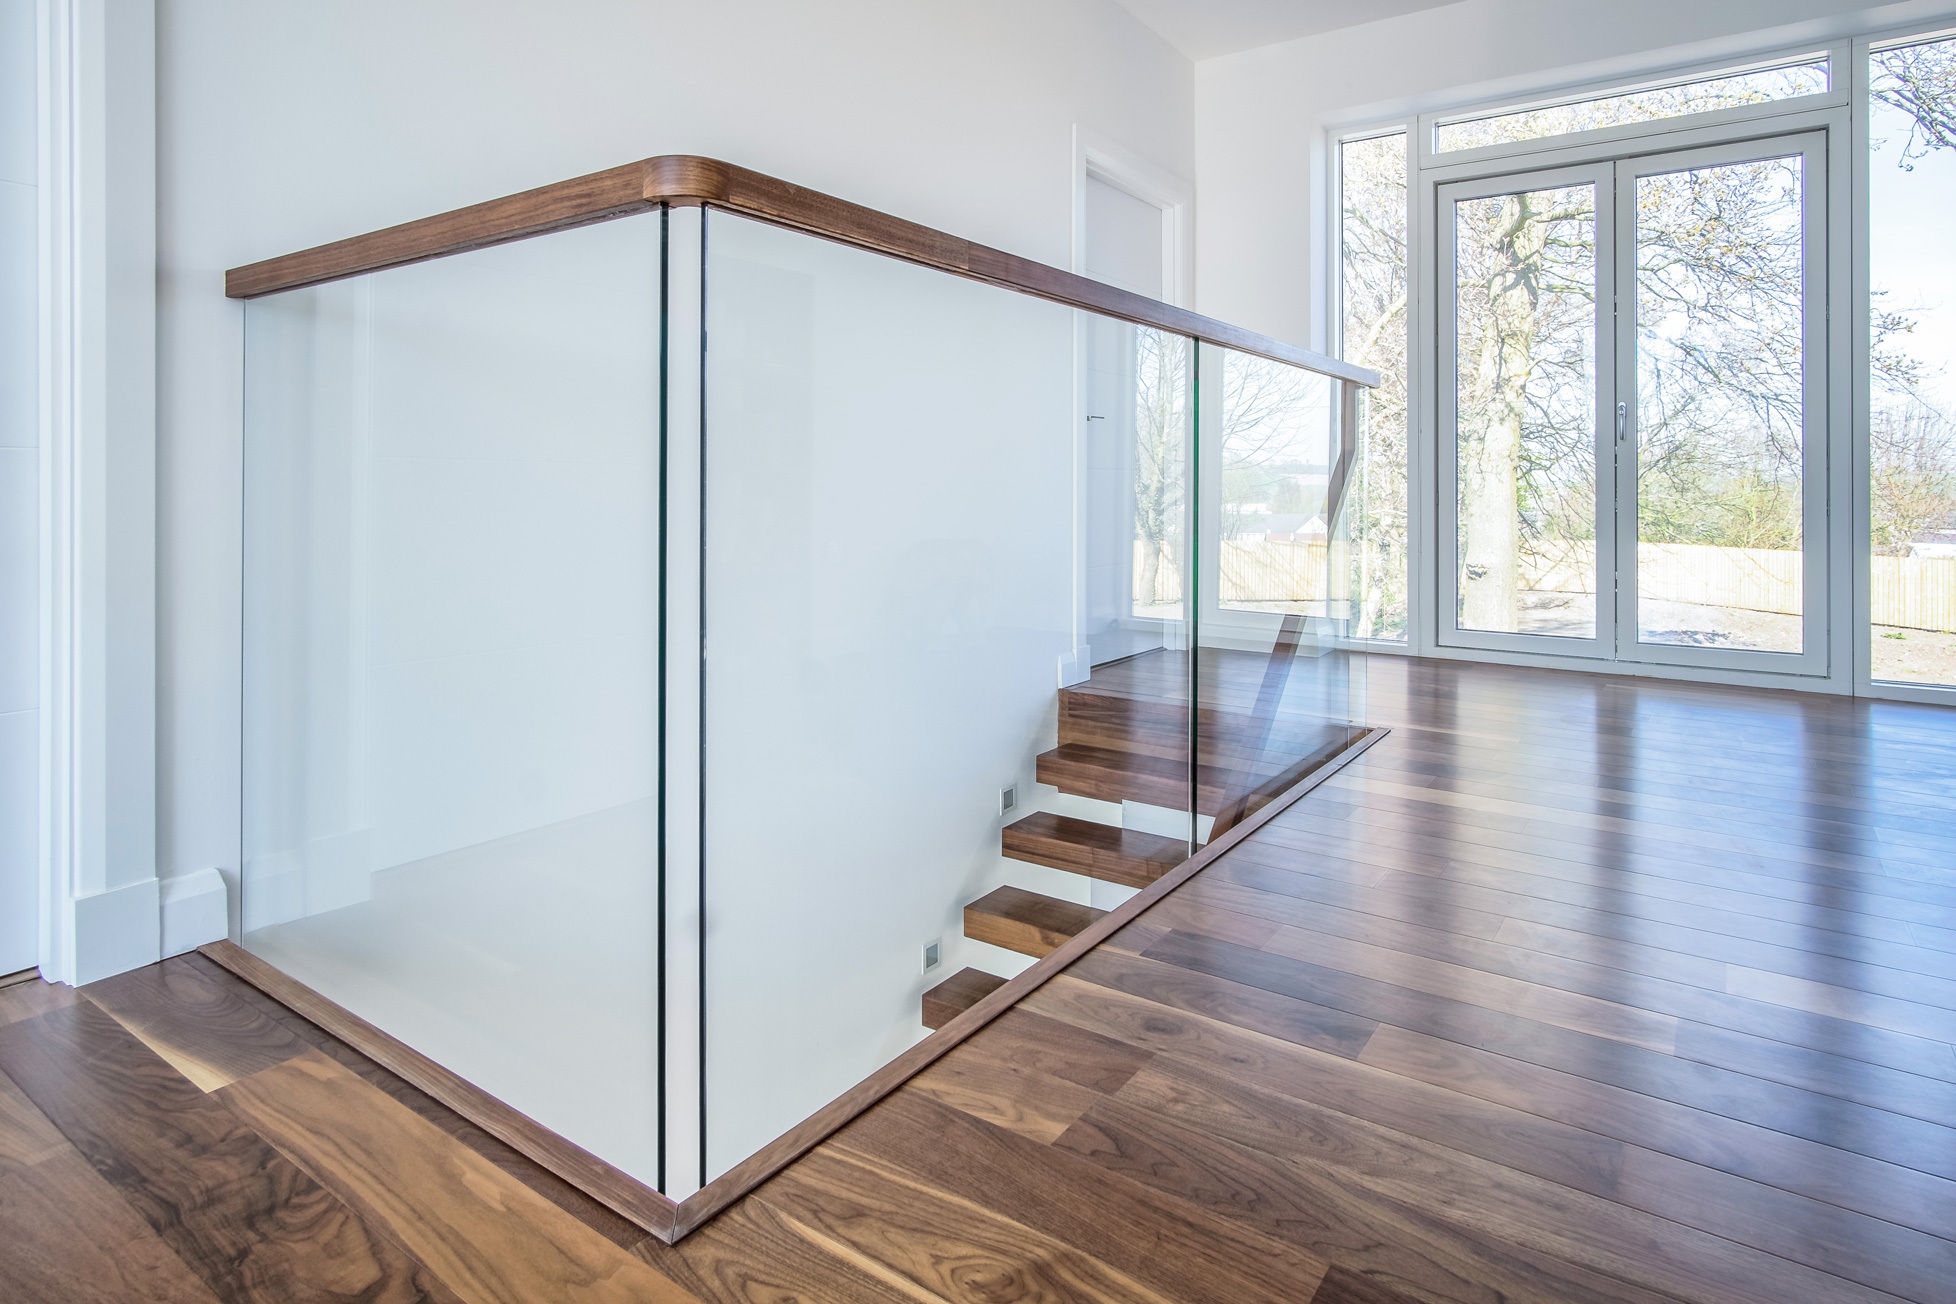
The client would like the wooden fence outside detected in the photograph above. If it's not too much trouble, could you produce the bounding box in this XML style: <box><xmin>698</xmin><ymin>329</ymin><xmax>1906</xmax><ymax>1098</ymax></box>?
<box><xmin>1162</xmin><ymin>538</ymin><xmax>1956</xmax><ymax>634</ymax></box>
<box><xmin>1139</xmin><ymin>539</ymin><xmax>1339</xmax><ymax>606</ymax></box>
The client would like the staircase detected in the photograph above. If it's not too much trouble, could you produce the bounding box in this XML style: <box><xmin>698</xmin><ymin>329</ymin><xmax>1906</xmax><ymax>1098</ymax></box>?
<box><xmin>919</xmin><ymin>643</ymin><xmax>1360</xmax><ymax>1031</ymax></box>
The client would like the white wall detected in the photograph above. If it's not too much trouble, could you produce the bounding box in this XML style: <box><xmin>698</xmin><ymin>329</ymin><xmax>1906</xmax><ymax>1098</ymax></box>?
<box><xmin>154</xmin><ymin>0</ymin><xmax>1194</xmax><ymax>894</ymax></box>
<box><xmin>1193</xmin><ymin>0</ymin><xmax>1951</xmax><ymax>346</ymax></box>
<box><xmin>0</xmin><ymin>0</ymin><xmax>35</xmax><ymax>974</ymax></box>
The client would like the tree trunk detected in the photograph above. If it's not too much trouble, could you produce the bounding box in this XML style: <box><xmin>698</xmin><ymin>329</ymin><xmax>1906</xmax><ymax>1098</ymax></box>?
<box><xmin>1458</xmin><ymin>194</ymin><xmax>1542</xmax><ymax>633</ymax></box>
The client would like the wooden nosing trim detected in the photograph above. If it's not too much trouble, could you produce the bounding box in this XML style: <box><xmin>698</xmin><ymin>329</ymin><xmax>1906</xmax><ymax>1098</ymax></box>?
<box><xmin>196</xmin><ymin>938</ymin><xmax>679</xmax><ymax>1241</ymax></box>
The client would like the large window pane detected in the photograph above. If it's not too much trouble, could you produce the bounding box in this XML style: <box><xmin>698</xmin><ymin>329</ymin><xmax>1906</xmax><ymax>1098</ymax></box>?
<box><xmin>1633</xmin><ymin>155</ymin><xmax>1807</xmax><ymax>654</ymax></box>
<box><xmin>1436</xmin><ymin>58</ymin><xmax>1829</xmax><ymax>153</ymax></box>
<box><xmin>1451</xmin><ymin>183</ymin><xmax>1599</xmax><ymax>637</ymax></box>
<box><xmin>1869</xmin><ymin>36</ymin><xmax>1956</xmax><ymax>687</ymax></box>
<box><xmin>1338</xmin><ymin>131</ymin><xmax>1409</xmax><ymax>640</ymax></box>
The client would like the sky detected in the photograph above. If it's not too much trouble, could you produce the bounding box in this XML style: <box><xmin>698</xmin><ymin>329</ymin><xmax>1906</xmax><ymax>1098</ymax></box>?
<box><xmin>1869</xmin><ymin>53</ymin><xmax>1956</xmax><ymax>419</ymax></box>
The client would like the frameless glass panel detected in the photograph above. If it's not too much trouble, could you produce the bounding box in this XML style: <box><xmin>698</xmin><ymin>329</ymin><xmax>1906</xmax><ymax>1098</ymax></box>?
<box><xmin>1215</xmin><ymin>353</ymin><xmax>1339</xmax><ymax>618</ymax></box>
<box><xmin>1633</xmin><ymin>155</ymin><xmax>1806</xmax><ymax>653</ymax></box>
<box><xmin>1869</xmin><ymin>36</ymin><xmax>1956</xmax><ymax>687</ymax></box>
<box><xmin>1198</xmin><ymin>344</ymin><xmax>1370</xmax><ymax>847</ymax></box>
<box><xmin>1452</xmin><ymin>182</ymin><xmax>1599</xmax><ymax>638</ymax></box>
<box><xmin>1084</xmin><ymin>315</ymin><xmax>1190</xmax><ymax>658</ymax></box>
<box><xmin>240</xmin><ymin>215</ymin><xmax>664</xmax><ymax>1186</ymax></box>
<box><xmin>698</xmin><ymin>210</ymin><xmax>1192</xmax><ymax>1184</ymax></box>
<box><xmin>1339</xmin><ymin>131</ymin><xmax>1410</xmax><ymax>641</ymax></box>
<box><xmin>1435</xmin><ymin>58</ymin><xmax>1829</xmax><ymax>153</ymax></box>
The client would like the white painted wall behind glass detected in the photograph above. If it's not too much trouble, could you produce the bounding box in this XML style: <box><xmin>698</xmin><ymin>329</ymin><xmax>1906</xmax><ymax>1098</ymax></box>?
<box><xmin>1</xmin><ymin>0</ymin><xmax>36</xmax><ymax>975</ymax></box>
<box><xmin>700</xmin><ymin>211</ymin><xmax>1084</xmax><ymax>1178</ymax></box>
<box><xmin>155</xmin><ymin>0</ymin><xmax>1194</xmax><ymax>896</ymax></box>
<box><xmin>239</xmin><ymin>214</ymin><xmax>664</xmax><ymax>1187</ymax></box>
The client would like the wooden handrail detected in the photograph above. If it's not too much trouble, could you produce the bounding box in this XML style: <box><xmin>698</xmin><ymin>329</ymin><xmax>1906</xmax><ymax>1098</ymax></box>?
<box><xmin>224</xmin><ymin>155</ymin><xmax>1379</xmax><ymax>386</ymax></box>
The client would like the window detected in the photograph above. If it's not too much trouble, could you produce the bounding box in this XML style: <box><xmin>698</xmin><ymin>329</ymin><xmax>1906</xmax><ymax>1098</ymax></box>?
<box><xmin>1868</xmin><ymin>35</ymin><xmax>1956</xmax><ymax>688</ymax></box>
<box><xmin>1338</xmin><ymin>131</ymin><xmax>1409</xmax><ymax>641</ymax></box>
<box><xmin>1434</xmin><ymin>57</ymin><xmax>1830</xmax><ymax>154</ymax></box>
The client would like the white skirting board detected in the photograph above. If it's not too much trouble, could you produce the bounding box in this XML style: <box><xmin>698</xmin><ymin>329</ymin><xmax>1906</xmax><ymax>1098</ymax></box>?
<box><xmin>70</xmin><ymin>878</ymin><xmax>160</xmax><ymax>985</ymax></box>
<box><xmin>69</xmin><ymin>868</ymin><xmax>231</xmax><ymax>985</ymax></box>
<box><xmin>160</xmin><ymin>867</ymin><xmax>231</xmax><ymax>960</ymax></box>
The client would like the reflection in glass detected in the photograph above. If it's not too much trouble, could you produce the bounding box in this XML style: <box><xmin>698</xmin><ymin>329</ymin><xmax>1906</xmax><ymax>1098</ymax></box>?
<box><xmin>1452</xmin><ymin>183</ymin><xmax>1598</xmax><ymax>638</ymax></box>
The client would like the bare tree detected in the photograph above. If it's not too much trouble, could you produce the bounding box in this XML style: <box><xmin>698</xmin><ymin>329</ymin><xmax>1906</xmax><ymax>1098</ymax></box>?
<box><xmin>1872</xmin><ymin>40</ymin><xmax>1956</xmax><ymax>160</ymax></box>
<box><xmin>1870</xmin><ymin>40</ymin><xmax>1956</xmax><ymax>558</ymax></box>
<box><xmin>1452</xmin><ymin>185</ymin><xmax>1594</xmax><ymax>630</ymax></box>
<box><xmin>1873</xmin><ymin>401</ymin><xmax>1956</xmax><ymax>555</ymax></box>
<box><xmin>1340</xmin><ymin>133</ymin><xmax>1410</xmax><ymax>637</ymax></box>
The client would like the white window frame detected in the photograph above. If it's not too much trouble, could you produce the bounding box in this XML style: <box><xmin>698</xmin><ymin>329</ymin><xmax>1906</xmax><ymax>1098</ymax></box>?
<box><xmin>1432</xmin><ymin>158</ymin><xmax>1618</xmax><ymax>664</ymax></box>
<box><xmin>1327</xmin><ymin>26</ymin><xmax>1956</xmax><ymax>703</ymax></box>
<box><xmin>1328</xmin><ymin>126</ymin><xmax>1421</xmax><ymax>650</ymax></box>
<box><xmin>1419</xmin><ymin>43</ymin><xmax>1849</xmax><ymax>172</ymax></box>
<box><xmin>1853</xmin><ymin>22</ymin><xmax>1956</xmax><ymax>707</ymax></box>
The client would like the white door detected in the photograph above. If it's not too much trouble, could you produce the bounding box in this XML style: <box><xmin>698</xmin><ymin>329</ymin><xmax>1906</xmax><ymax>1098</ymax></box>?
<box><xmin>1081</xmin><ymin>173</ymin><xmax>1170</xmax><ymax>666</ymax></box>
<box><xmin>1612</xmin><ymin>134</ymin><xmax>1828</xmax><ymax>674</ymax></box>
<box><xmin>1438</xmin><ymin>161</ymin><xmax>1616</xmax><ymax>659</ymax></box>
<box><xmin>1</xmin><ymin>0</ymin><xmax>36</xmax><ymax>977</ymax></box>
<box><xmin>1437</xmin><ymin>131</ymin><xmax>1828</xmax><ymax>674</ymax></box>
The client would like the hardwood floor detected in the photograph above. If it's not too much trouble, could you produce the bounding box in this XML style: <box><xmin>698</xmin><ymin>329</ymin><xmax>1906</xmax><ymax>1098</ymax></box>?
<box><xmin>4</xmin><ymin>654</ymin><xmax>1956</xmax><ymax>1302</ymax></box>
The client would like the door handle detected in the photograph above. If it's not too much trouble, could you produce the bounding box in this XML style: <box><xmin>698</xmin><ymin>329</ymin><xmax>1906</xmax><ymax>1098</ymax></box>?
<box><xmin>1615</xmin><ymin>402</ymin><xmax>1629</xmax><ymax>444</ymax></box>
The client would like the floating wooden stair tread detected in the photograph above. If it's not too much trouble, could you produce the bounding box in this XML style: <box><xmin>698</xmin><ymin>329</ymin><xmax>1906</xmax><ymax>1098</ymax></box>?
<box><xmin>964</xmin><ymin>886</ymin><xmax>1105</xmax><ymax>958</ymax></box>
<box><xmin>1059</xmin><ymin>686</ymin><xmax>1355</xmax><ymax>767</ymax></box>
<box><xmin>920</xmin><ymin>967</ymin><xmax>1006</xmax><ymax>1030</ymax></box>
<box><xmin>1037</xmin><ymin>743</ymin><xmax>1192</xmax><ymax>811</ymax></box>
<box><xmin>1035</xmin><ymin>743</ymin><xmax>1268</xmax><ymax>815</ymax></box>
<box><xmin>1001</xmin><ymin>812</ymin><xmax>1186</xmax><ymax>889</ymax></box>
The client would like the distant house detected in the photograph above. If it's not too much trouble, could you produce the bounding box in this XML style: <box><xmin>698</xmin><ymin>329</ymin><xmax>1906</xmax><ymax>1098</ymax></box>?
<box><xmin>1910</xmin><ymin>529</ymin><xmax>1956</xmax><ymax>559</ymax></box>
<box><xmin>1228</xmin><ymin>512</ymin><xmax>1328</xmax><ymax>543</ymax></box>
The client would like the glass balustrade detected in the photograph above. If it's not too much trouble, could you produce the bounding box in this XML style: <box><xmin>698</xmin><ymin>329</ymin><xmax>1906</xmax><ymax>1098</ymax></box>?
<box><xmin>238</xmin><ymin>187</ymin><xmax>1376</xmax><ymax>1214</ymax></box>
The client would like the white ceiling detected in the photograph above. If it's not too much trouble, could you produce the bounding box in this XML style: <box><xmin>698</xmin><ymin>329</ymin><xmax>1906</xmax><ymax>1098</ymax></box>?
<box><xmin>1112</xmin><ymin>0</ymin><xmax>1462</xmax><ymax>61</ymax></box>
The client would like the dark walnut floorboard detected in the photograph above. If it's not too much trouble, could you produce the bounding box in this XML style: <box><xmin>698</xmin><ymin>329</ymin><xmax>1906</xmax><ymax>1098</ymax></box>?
<box><xmin>2</xmin><ymin>654</ymin><xmax>1954</xmax><ymax>1302</ymax></box>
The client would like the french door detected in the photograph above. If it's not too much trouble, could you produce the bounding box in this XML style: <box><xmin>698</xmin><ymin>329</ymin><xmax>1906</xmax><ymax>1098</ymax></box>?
<box><xmin>1437</xmin><ymin>132</ymin><xmax>1828</xmax><ymax>674</ymax></box>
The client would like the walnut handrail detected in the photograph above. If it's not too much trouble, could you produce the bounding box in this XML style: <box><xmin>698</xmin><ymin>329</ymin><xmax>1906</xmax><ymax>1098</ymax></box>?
<box><xmin>225</xmin><ymin>155</ymin><xmax>1378</xmax><ymax>387</ymax></box>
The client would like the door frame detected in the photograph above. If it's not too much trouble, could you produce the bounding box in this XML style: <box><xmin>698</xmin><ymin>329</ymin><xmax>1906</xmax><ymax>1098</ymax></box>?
<box><xmin>1608</xmin><ymin>130</ymin><xmax>1831</xmax><ymax>677</ymax></box>
<box><xmin>1413</xmin><ymin>104</ymin><xmax>1852</xmax><ymax>690</ymax></box>
<box><xmin>1068</xmin><ymin>129</ymin><xmax>1193</xmax><ymax>680</ymax></box>
<box><xmin>1435</xmin><ymin>160</ymin><xmax>1618</xmax><ymax>661</ymax></box>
